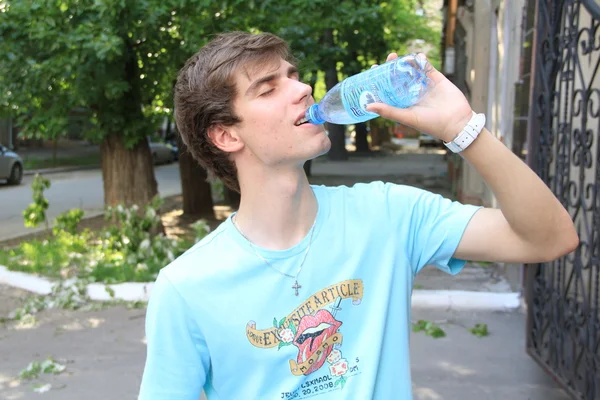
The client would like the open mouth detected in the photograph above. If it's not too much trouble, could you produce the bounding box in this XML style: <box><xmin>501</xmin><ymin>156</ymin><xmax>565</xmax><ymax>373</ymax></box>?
<box><xmin>293</xmin><ymin>310</ymin><xmax>342</xmax><ymax>375</ymax></box>
<box><xmin>295</xmin><ymin>116</ymin><xmax>309</xmax><ymax>126</ymax></box>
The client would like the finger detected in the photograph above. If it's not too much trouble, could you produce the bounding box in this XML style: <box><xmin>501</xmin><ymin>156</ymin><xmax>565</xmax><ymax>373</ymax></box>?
<box><xmin>416</xmin><ymin>52</ymin><xmax>428</xmax><ymax>61</ymax></box>
<box><xmin>366</xmin><ymin>102</ymin><xmax>416</xmax><ymax>127</ymax></box>
<box><xmin>386</xmin><ymin>52</ymin><xmax>398</xmax><ymax>62</ymax></box>
<box><xmin>414</xmin><ymin>53</ymin><xmax>441</xmax><ymax>79</ymax></box>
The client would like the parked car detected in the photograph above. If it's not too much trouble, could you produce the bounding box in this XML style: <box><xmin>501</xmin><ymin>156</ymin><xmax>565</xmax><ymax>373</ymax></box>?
<box><xmin>149</xmin><ymin>140</ymin><xmax>178</xmax><ymax>165</ymax></box>
<box><xmin>0</xmin><ymin>145</ymin><xmax>23</xmax><ymax>185</ymax></box>
<box><xmin>418</xmin><ymin>133</ymin><xmax>443</xmax><ymax>148</ymax></box>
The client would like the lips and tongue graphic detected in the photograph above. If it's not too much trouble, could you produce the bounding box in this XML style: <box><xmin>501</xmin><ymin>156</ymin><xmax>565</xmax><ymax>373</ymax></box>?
<box><xmin>293</xmin><ymin>309</ymin><xmax>342</xmax><ymax>375</ymax></box>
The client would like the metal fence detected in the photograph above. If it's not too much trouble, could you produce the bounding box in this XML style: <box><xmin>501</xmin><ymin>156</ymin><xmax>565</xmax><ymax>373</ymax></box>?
<box><xmin>525</xmin><ymin>1</ymin><xmax>600</xmax><ymax>399</ymax></box>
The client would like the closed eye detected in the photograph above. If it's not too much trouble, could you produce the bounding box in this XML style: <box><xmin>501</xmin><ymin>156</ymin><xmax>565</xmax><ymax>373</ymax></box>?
<box><xmin>260</xmin><ymin>88</ymin><xmax>275</xmax><ymax>97</ymax></box>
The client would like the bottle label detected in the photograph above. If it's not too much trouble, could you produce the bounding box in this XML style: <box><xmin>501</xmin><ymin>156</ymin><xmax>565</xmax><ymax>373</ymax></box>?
<box><xmin>339</xmin><ymin>56</ymin><xmax>430</xmax><ymax>123</ymax></box>
<box><xmin>358</xmin><ymin>91</ymin><xmax>377</xmax><ymax>113</ymax></box>
<box><xmin>340</xmin><ymin>77</ymin><xmax>382</xmax><ymax>123</ymax></box>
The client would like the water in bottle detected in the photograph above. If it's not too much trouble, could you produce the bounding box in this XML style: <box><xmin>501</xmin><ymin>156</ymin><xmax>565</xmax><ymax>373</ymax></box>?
<box><xmin>304</xmin><ymin>53</ymin><xmax>434</xmax><ymax>125</ymax></box>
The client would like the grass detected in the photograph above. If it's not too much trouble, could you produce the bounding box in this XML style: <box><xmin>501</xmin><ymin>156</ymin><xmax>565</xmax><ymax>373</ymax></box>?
<box><xmin>22</xmin><ymin>154</ymin><xmax>101</xmax><ymax>170</ymax></box>
<box><xmin>0</xmin><ymin>230</ymin><xmax>195</xmax><ymax>283</ymax></box>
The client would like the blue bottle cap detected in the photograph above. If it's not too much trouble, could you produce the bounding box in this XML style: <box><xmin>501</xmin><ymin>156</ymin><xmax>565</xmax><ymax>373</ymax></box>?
<box><xmin>306</xmin><ymin>104</ymin><xmax>326</xmax><ymax>125</ymax></box>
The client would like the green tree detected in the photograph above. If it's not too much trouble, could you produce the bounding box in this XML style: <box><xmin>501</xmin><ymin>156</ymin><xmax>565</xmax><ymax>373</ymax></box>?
<box><xmin>259</xmin><ymin>0</ymin><xmax>441</xmax><ymax>159</ymax></box>
<box><xmin>0</xmin><ymin>0</ymin><xmax>210</xmax><ymax>209</ymax></box>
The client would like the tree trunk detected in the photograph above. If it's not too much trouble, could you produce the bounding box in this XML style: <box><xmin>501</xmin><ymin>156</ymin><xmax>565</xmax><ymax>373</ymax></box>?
<box><xmin>178</xmin><ymin>137</ymin><xmax>214</xmax><ymax>216</ymax></box>
<box><xmin>224</xmin><ymin>187</ymin><xmax>240</xmax><ymax>210</ymax></box>
<box><xmin>323</xmin><ymin>29</ymin><xmax>347</xmax><ymax>161</ymax></box>
<box><xmin>99</xmin><ymin>37</ymin><xmax>162</xmax><ymax>211</ymax></box>
<box><xmin>369</xmin><ymin>121</ymin><xmax>381</xmax><ymax>147</ymax></box>
<box><xmin>303</xmin><ymin>70</ymin><xmax>321</xmax><ymax>177</ymax></box>
<box><xmin>101</xmin><ymin>133</ymin><xmax>159</xmax><ymax>208</ymax></box>
<box><xmin>325</xmin><ymin>69</ymin><xmax>348</xmax><ymax>161</ymax></box>
<box><xmin>354</xmin><ymin>122</ymin><xmax>370</xmax><ymax>152</ymax></box>
<box><xmin>52</xmin><ymin>137</ymin><xmax>58</xmax><ymax>166</ymax></box>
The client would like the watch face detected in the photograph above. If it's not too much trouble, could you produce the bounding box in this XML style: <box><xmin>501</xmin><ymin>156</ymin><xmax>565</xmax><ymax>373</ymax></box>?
<box><xmin>583</xmin><ymin>0</ymin><xmax>600</xmax><ymax>20</ymax></box>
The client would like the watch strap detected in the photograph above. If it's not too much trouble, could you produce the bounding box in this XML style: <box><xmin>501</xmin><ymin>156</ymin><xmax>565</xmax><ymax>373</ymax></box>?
<box><xmin>444</xmin><ymin>112</ymin><xmax>486</xmax><ymax>153</ymax></box>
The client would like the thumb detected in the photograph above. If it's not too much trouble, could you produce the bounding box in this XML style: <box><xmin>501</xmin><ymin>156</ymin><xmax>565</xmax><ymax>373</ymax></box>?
<box><xmin>366</xmin><ymin>102</ymin><xmax>416</xmax><ymax>126</ymax></box>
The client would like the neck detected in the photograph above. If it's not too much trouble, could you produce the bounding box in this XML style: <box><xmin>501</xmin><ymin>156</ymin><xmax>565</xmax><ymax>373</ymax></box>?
<box><xmin>234</xmin><ymin>165</ymin><xmax>317</xmax><ymax>250</ymax></box>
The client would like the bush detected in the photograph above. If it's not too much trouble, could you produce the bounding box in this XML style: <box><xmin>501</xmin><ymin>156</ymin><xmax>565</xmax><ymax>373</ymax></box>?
<box><xmin>53</xmin><ymin>209</ymin><xmax>85</xmax><ymax>235</ymax></box>
<box><xmin>1</xmin><ymin>197</ymin><xmax>209</xmax><ymax>283</ymax></box>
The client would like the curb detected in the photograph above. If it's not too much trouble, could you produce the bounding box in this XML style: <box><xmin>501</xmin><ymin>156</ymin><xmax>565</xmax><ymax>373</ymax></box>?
<box><xmin>0</xmin><ymin>266</ymin><xmax>153</xmax><ymax>302</ymax></box>
<box><xmin>0</xmin><ymin>265</ymin><xmax>522</xmax><ymax>310</ymax></box>
<box><xmin>411</xmin><ymin>290</ymin><xmax>521</xmax><ymax>311</ymax></box>
<box><xmin>24</xmin><ymin>164</ymin><xmax>100</xmax><ymax>176</ymax></box>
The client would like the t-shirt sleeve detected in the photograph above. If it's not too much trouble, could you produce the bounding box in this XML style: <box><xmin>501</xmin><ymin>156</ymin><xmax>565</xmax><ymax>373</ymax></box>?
<box><xmin>382</xmin><ymin>182</ymin><xmax>481</xmax><ymax>276</ymax></box>
<box><xmin>138</xmin><ymin>271</ymin><xmax>209</xmax><ymax>400</ymax></box>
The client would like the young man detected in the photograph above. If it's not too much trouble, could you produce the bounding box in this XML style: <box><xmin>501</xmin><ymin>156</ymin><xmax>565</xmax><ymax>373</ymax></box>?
<box><xmin>138</xmin><ymin>32</ymin><xmax>578</xmax><ymax>400</ymax></box>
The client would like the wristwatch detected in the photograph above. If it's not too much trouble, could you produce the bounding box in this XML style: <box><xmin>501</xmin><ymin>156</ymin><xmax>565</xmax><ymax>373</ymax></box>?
<box><xmin>443</xmin><ymin>112</ymin><xmax>486</xmax><ymax>153</ymax></box>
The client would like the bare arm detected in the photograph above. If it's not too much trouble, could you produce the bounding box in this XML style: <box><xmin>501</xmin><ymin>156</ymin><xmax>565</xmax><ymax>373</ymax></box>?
<box><xmin>367</xmin><ymin>54</ymin><xmax>578</xmax><ymax>263</ymax></box>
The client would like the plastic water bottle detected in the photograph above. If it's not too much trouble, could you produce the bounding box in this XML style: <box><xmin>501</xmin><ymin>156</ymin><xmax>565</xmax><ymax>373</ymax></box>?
<box><xmin>305</xmin><ymin>54</ymin><xmax>434</xmax><ymax>125</ymax></box>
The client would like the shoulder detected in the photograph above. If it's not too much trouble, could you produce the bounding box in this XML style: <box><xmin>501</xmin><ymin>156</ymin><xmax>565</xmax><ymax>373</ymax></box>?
<box><xmin>312</xmin><ymin>181</ymin><xmax>425</xmax><ymax>207</ymax></box>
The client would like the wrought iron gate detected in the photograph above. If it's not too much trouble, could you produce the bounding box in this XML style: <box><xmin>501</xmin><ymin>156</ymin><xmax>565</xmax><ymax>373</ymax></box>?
<box><xmin>526</xmin><ymin>1</ymin><xmax>600</xmax><ymax>399</ymax></box>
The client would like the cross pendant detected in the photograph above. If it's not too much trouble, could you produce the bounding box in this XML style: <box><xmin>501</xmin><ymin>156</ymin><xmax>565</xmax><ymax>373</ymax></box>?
<box><xmin>292</xmin><ymin>280</ymin><xmax>302</xmax><ymax>296</ymax></box>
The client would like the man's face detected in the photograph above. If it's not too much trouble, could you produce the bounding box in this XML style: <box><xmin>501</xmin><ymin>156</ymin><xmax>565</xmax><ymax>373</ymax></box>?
<box><xmin>230</xmin><ymin>58</ymin><xmax>331</xmax><ymax>167</ymax></box>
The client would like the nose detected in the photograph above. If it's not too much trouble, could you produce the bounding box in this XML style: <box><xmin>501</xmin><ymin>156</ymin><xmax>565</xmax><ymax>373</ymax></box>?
<box><xmin>291</xmin><ymin>80</ymin><xmax>313</xmax><ymax>105</ymax></box>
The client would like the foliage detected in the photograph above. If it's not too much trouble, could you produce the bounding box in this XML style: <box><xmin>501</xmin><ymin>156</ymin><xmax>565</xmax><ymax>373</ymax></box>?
<box><xmin>0</xmin><ymin>0</ymin><xmax>442</xmax><ymax>136</ymax></box>
<box><xmin>210</xmin><ymin>179</ymin><xmax>225</xmax><ymax>204</ymax></box>
<box><xmin>412</xmin><ymin>319</ymin><xmax>446</xmax><ymax>338</ymax></box>
<box><xmin>53</xmin><ymin>208</ymin><xmax>85</xmax><ymax>235</ymax></box>
<box><xmin>5</xmin><ymin>281</ymin><xmax>146</xmax><ymax>325</ymax></box>
<box><xmin>469</xmin><ymin>323</ymin><xmax>489</xmax><ymax>337</ymax></box>
<box><xmin>22</xmin><ymin>174</ymin><xmax>51</xmax><ymax>229</ymax></box>
<box><xmin>1</xmin><ymin>199</ymin><xmax>208</xmax><ymax>283</ymax></box>
<box><xmin>0</xmin><ymin>0</ymin><xmax>202</xmax><ymax>145</ymax></box>
<box><xmin>22</xmin><ymin>154</ymin><xmax>101</xmax><ymax>171</ymax></box>
<box><xmin>190</xmin><ymin>219</ymin><xmax>211</xmax><ymax>243</ymax></box>
<box><xmin>19</xmin><ymin>358</ymin><xmax>66</xmax><ymax>381</ymax></box>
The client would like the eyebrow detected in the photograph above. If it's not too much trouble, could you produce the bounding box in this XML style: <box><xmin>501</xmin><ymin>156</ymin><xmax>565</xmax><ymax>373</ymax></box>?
<box><xmin>245</xmin><ymin>65</ymin><xmax>299</xmax><ymax>97</ymax></box>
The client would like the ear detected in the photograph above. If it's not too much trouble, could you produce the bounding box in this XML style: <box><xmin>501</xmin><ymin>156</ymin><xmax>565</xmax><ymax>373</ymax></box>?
<box><xmin>207</xmin><ymin>124</ymin><xmax>244</xmax><ymax>153</ymax></box>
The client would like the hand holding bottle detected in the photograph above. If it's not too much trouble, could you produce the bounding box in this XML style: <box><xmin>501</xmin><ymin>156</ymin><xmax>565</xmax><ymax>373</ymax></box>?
<box><xmin>366</xmin><ymin>53</ymin><xmax>474</xmax><ymax>144</ymax></box>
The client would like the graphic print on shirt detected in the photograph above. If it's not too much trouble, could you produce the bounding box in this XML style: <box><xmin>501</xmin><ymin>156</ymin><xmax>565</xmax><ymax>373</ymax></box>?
<box><xmin>246</xmin><ymin>279</ymin><xmax>363</xmax><ymax>397</ymax></box>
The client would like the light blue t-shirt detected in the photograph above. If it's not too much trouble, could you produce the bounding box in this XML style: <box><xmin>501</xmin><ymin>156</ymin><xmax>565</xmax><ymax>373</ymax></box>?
<box><xmin>139</xmin><ymin>182</ymin><xmax>480</xmax><ymax>400</ymax></box>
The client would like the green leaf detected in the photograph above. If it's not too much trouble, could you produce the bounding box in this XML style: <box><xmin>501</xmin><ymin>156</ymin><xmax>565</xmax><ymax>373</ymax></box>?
<box><xmin>412</xmin><ymin>319</ymin><xmax>446</xmax><ymax>338</ymax></box>
<box><xmin>289</xmin><ymin>322</ymin><xmax>296</xmax><ymax>335</ymax></box>
<box><xmin>105</xmin><ymin>286</ymin><xmax>115</xmax><ymax>298</ymax></box>
<box><xmin>279</xmin><ymin>317</ymin><xmax>286</xmax><ymax>328</ymax></box>
<box><xmin>469</xmin><ymin>323</ymin><xmax>489</xmax><ymax>337</ymax></box>
<box><xmin>412</xmin><ymin>319</ymin><xmax>427</xmax><ymax>332</ymax></box>
<box><xmin>278</xmin><ymin>342</ymin><xmax>290</xmax><ymax>350</ymax></box>
<box><xmin>273</xmin><ymin>317</ymin><xmax>278</xmax><ymax>328</ymax></box>
<box><xmin>427</xmin><ymin>326</ymin><xmax>446</xmax><ymax>338</ymax></box>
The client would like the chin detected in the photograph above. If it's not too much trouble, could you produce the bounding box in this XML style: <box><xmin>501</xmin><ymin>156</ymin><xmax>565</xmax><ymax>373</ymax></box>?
<box><xmin>307</xmin><ymin>137</ymin><xmax>331</xmax><ymax>160</ymax></box>
<box><xmin>321</xmin><ymin>134</ymin><xmax>332</xmax><ymax>153</ymax></box>
<box><xmin>320</xmin><ymin>138</ymin><xmax>332</xmax><ymax>155</ymax></box>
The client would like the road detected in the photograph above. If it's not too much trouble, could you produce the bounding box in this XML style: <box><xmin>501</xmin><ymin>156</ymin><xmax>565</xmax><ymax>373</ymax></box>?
<box><xmin>0</xmin><ymin>164</ymin><xmax>182</xmax><ymax>242</ymax></box>
<box><xmin>0</xmin><ymin>146</ymin><xmax>449</xmax><ymax>243</ymax></box>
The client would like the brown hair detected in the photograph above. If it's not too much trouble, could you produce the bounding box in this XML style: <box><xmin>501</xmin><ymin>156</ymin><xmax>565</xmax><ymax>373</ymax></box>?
<box><xmin>174</xmin><ymin>31</ymin><xmax>295</xmax><ymax>193</ymax></box>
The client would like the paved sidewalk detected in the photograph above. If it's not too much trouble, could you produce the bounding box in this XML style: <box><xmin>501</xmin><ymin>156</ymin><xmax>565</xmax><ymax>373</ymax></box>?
<box><xmin>411</xmin><ymin>308</ymin><xmax>568</xmax><ymax>400</ymax></box>
<box><xmin>0</xmin><ymin>284</ymin><xmax>566</xmax><ymax>400</ymax></box>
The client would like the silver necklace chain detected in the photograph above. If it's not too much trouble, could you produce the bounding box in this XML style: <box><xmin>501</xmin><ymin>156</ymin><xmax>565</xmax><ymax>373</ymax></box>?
<box><xmin>232</xmin><ymin>212</ymin><xmax>317</xmax><ymax>296</ymax></box>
